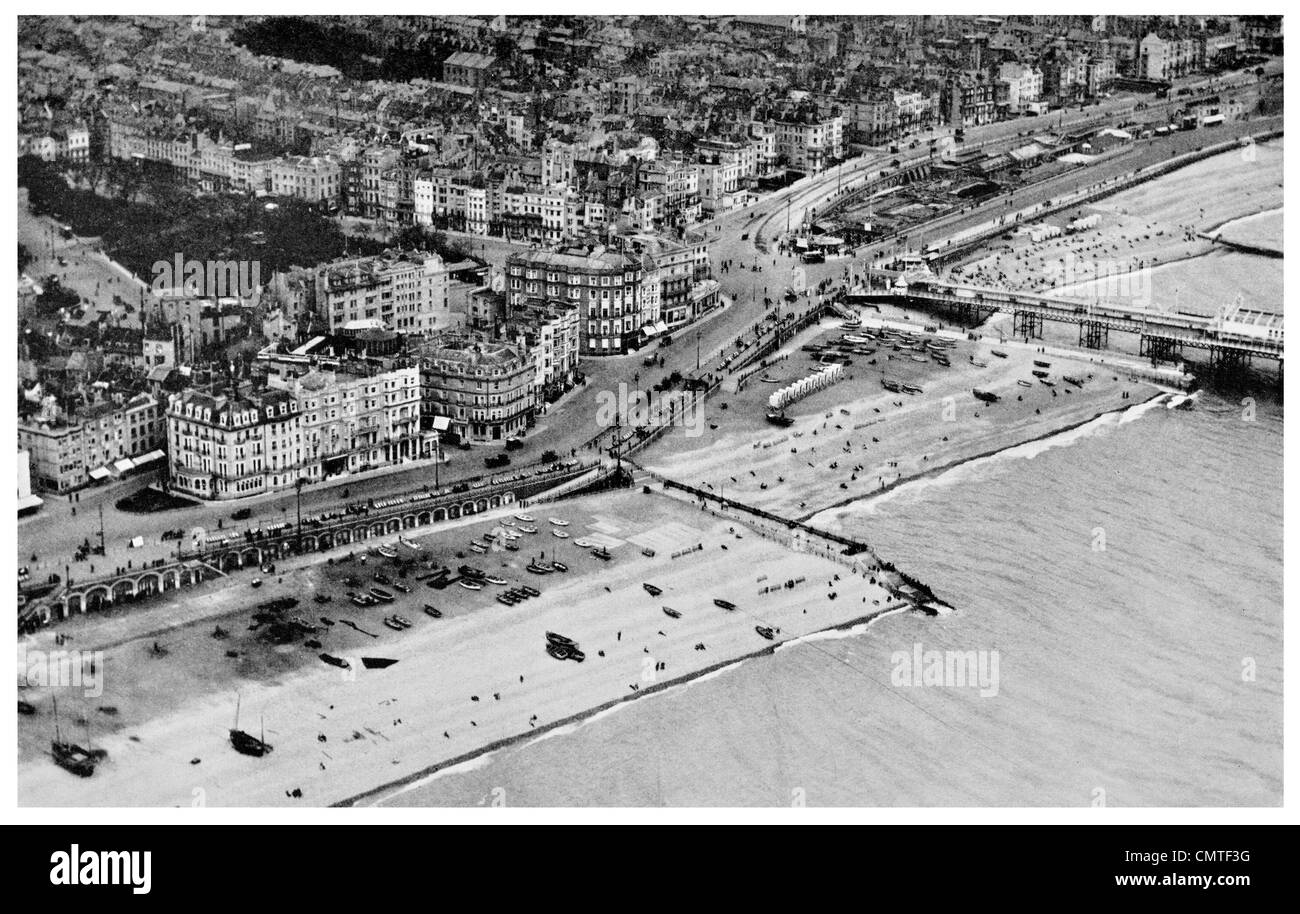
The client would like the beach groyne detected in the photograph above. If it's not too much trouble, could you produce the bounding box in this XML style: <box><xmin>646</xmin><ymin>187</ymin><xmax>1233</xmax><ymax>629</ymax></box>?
<box><xmin>906</xmin><ymin>124</ymin><xmax>1283</xmax><ymax>267</ymax></box>
<box><xmin>643</xmin><ymin>472</ymin><xmax>951</xmax><ymax>612</ymax></box>
<box><xmin>1199</xmin><ymin>231</ymin><xmax>1283</xmax><ymax>259</ymax></box>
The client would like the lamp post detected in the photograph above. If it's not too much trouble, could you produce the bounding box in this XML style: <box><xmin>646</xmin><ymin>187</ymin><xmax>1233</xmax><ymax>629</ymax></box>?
<box><xmin>432</xmin><ymin>431</ymin><xmax>441</xmax><ymax>492</ymax></box>
<box><xmin>295</xmin><ymin>476</ymin><xmax>306</xmax><ymax>553</ymax></box>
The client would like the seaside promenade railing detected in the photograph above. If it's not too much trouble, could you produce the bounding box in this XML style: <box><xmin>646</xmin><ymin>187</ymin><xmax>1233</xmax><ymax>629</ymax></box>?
<box><xmin>176</xmin><ymin>460</ymin><xmax>597</xmax><ymax>562</ymax></box>
<box><xmin>916</xmin><ymin>125</ymin><xmax>1284</xmax><ymax>266</ymax></box>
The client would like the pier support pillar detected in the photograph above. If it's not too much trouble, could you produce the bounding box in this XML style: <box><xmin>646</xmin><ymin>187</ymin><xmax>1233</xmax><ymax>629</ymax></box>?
<box><xmin>1140</xmin><ymin>335</ymin><xmax>1182</xmax><ymax>365</ymax></box>
<box><xmin>1078</xmin><ymin>320</ymin><xmax>1108</xmax><ymax>350</ymax></box>
<box><xmin>1012</xmin><ymin>310</ymin><xmax>1043</xmax><ymax>340</ymax></box>
<box><xmin>1208</xmin><ymin>346</ymin><xmax>1252</xmax><ymax>380</ymax></box>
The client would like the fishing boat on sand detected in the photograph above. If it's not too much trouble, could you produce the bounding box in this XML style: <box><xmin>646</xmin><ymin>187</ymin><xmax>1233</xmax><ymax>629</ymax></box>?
<box><xmin>51</xmin><ymin>698</ymin><xmax>103</xmax><ymax>776</ymax></box>
<box><xmin>663</xmin><ymin>607</ymin><xmax>682</xmax><ymax>619</ymax></box>
<box><xmin>766</xmin><ymin>410</ymin><xmax>794</xmax><ymax>427</ymax></box>
<box><xmin>228</xmin><ymin>695</ymin><xmax>271</xmax><ymax>759</ymax></box>
<box><xmin>545</xmin><ymin>631</ymin><xmax>585</xmax><ymax>662</ymax></box>
<box><xmin>755</xmin><ymin>626</ymin><xmax>775</xmax><ymax>641</ymax></box>
<box><xmin>991</xmin><ymin>349</ymin><xmax>1008</xmax><ymax>358</ymax></box>
<box><xmin>643</xmin><ymin>583</ymin><xmax>663</xmax><ymax>596</ymax></box>
<box><xmin>1017</xmin><ymin>379</ymin><xmax>1033</xmax><ymax>388</ymax></box>
<box><xmin>423</xmin><ymin>604</ymin><xmax>442</xmax><ymax>618</ymax></box>
<box><xmin>714</xmin><ymin>598</ymin><xmax>737</xmax><ymax>611</ymax></box>
<box><xmin>361</xmin><ymin>657</ymin><xmax>398</xmax><ymax>670</ymax></box>
<box><xmin>972</xmin><ymin>389</ymin><xmax>1001</xmax><ymax>403</ymax></box>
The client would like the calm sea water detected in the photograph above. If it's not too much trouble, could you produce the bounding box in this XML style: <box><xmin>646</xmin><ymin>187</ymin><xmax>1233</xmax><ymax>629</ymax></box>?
<box><xmin>382</xmin><ymin>173</ymin><xmax>1284</xmax><ymax>807</ymax></box>
<box><xmin>386</xmin><ymin>391</ymin><xmax>1282</xmax><ymax>807</ymax></box>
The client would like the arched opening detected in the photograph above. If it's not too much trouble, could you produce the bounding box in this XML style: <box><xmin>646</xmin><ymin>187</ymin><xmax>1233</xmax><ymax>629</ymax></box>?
<box><xmin>135</xmin><ymin>572</ymin><xmax>161</xmax><ymax>597</ymax></box>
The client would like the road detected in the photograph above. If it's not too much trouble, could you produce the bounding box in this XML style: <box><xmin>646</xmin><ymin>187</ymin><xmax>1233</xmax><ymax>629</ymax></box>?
<box><xmin>17</xmin><ymin>79</ymin><xmax>1277</xmax><ymax>588</ymax></box>
<box><xmin>18</xmin><ymin>189</ymin><xmax>155</xmax><ymax>325</ymax></box>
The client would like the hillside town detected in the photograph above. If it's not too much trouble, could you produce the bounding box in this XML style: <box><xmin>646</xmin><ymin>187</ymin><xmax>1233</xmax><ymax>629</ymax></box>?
<box><xmin>18</xmin><ymin>14</ymin><xmax>1280</xmax><ymax>508</ymax></box>
<box><xmin>14</xmin><ymin>12</ymin><xmax>1286</xmax><ymax>823</ymax></box>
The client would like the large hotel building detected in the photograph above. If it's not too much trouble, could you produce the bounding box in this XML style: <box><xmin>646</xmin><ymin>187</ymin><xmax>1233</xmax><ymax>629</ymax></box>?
<box><xmin>505</xmin><ymin>248</ymin><xmax>656</xmax><ymax>356</ymax></box>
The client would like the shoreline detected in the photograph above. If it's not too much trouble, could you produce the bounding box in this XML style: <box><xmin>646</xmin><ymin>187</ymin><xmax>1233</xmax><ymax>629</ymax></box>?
<box><xmin>340</xmin><ymin>599</ymin><xmax>903</xmax><ymax>807</ymax></box>
<box><xmin>797</xmin><ymin>390</ymin><xmax>1168</xmax><ymax>523</ymax></box>
<box><xmin>18</xmin><ymin>487</ymin><xmax>907</xmax><ymax>807</ymax></box>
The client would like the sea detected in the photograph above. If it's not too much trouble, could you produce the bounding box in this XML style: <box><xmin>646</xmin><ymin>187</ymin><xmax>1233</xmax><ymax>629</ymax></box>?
<box><xmin>381</xmin><ymin>149</ymin><xmax>1284</xmax><ymax>808</ymax></box>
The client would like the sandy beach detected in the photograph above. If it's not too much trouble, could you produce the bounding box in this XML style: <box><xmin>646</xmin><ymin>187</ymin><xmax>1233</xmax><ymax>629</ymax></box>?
<box><xmin>947</xmin><ymin>139</ymin><xmax>1284</xmax><ymax>311</ymax></box>
<box><xmin>19</xmin><ymin>487</ymin><xmax>903</xmax><ymax>807</ymax></box>
<box><xmin>17</xmin><ymin>139</ymin><xmax>1261</xmax><ymax>810</ymax></box>
<box><xmin>642</xmin><ymin>311</ymin><xmax>1161</xmax><ymax>522</ymax></box>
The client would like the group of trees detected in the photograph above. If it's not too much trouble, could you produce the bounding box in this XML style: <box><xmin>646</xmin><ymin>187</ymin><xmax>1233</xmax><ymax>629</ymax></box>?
<box><xmin>19</xmin><ymin>155</ymin><xmax>394</xmax><ymax>282</ymax></box>
<box><xmin>233</xmin><ymin>17</ymin><xmax>491</xmax><ymax>85</ymax></box>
